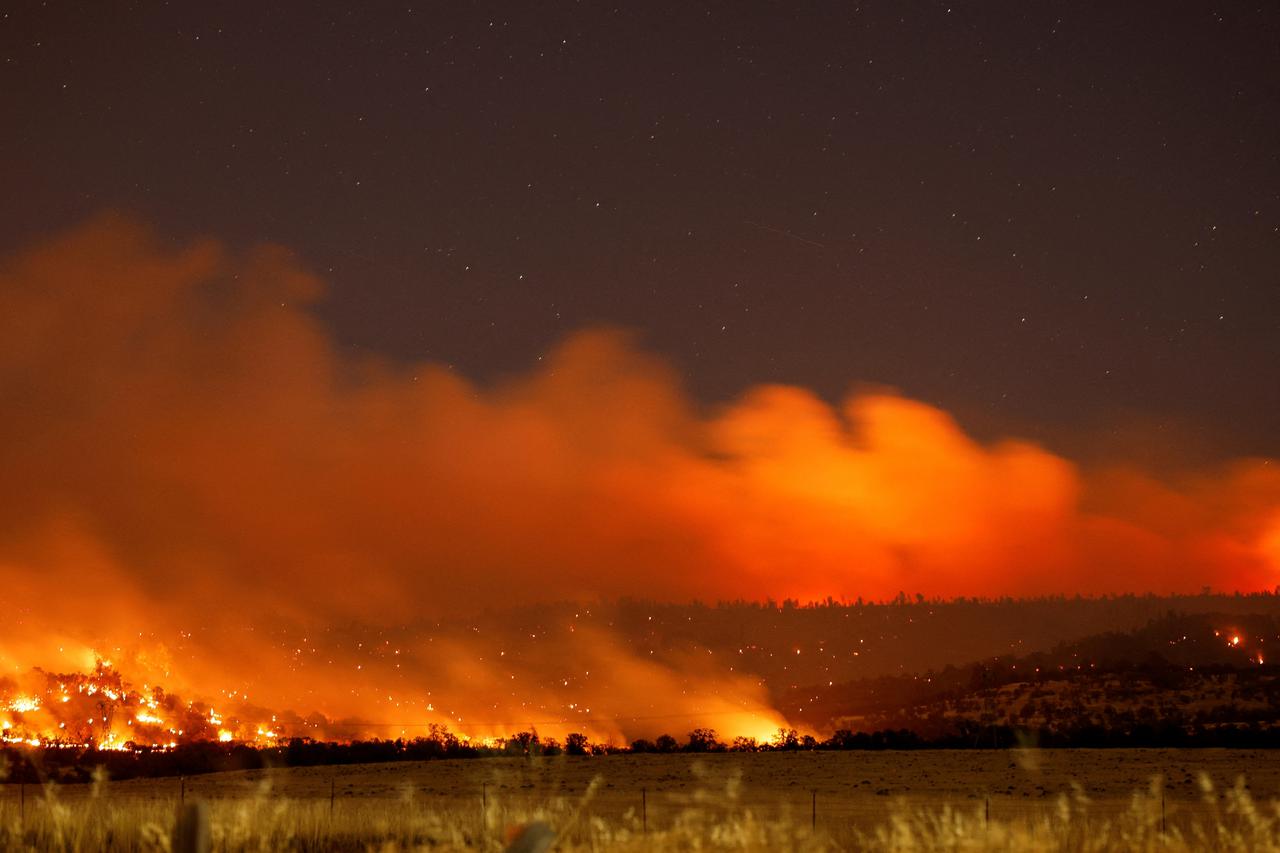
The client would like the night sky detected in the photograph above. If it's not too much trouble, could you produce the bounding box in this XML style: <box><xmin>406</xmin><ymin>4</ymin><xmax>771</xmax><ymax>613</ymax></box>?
<box><xmin>3</xmin><ymin>2</ymin><xmax>1277</xmax><ymax>463</ymax></box>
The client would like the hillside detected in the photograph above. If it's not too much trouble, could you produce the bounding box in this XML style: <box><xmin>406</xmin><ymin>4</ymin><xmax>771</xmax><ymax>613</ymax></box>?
<box><xmin>785</xmin><ymin>612</ymin><xmax>1280</xmax><ymax>741</ymax></box>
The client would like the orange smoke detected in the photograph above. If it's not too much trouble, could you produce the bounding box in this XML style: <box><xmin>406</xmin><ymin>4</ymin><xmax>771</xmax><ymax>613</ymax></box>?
<box><xmin>1</xmin><ymin>215</ymin><xmax>1277</xmax><ymax>741</ymax></box>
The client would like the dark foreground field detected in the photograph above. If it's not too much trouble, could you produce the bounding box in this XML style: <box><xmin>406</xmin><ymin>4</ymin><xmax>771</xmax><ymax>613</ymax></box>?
<box><xmin>3</xmin><ymin>749</ymin><xmax>1279</xmax><ymax>850</ymax></box>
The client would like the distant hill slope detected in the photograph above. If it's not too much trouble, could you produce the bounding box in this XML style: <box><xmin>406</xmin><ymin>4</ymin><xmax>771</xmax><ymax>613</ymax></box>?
<box><xmin>785</xmin><ymin>611</ymin><xmax>1280</xmax><ymax>738</ymax></box>
<box><xmin>433</xmin><ymin>592</ymin><xmax>1280</xmax><ymax>689</ymax></box>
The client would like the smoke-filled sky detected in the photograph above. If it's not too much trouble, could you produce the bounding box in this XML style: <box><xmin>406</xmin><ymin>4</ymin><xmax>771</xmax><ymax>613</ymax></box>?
<box><xmin>2</xmin><ymin>216</ymin><xmax>1278</xmax><ymax>623</ymax></box>
<box><xmin>2</xmin><ymin>2</ymin><xmax>1277</xmax><ymax>463</ymax></box>
<box><xmin>1</xmin><ymin>3</ymin><xmax>1278</xmax><ymax>741</ymax></box>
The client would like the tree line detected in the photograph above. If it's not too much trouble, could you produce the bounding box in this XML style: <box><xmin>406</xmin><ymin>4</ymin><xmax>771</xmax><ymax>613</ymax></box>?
<box><xmin>7</xmin><ymin>720</ymin><xmax>1280</xmax><ymax>784</ymax></box>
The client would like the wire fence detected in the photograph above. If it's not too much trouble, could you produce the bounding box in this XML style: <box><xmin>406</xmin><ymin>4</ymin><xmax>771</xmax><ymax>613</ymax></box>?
<box><xmin>0</xmin><ymin>777</ymin><xmax>1241</xmax><ymax>834</ymax></box>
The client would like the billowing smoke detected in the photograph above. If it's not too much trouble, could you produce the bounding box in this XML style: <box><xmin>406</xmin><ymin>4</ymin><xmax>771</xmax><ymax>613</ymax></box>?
<box><xmin>1</xmin><ymin>216</ymin><xmax>1277</xmax><ymax>743</ymax></box>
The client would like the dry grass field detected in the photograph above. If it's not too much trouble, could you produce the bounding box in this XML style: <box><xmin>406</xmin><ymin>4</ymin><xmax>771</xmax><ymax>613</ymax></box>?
<box><xmin>4</xmin><ymin>749</ymin><xmax>1280</xmax><ymax>850</ymax></box>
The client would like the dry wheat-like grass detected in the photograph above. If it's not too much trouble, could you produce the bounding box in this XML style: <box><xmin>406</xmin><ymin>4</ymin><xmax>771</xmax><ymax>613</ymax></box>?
<box><xmin>2</xmin><ymin>764</ymin><xmax>1280</xmax><ymax>851</ymax></box>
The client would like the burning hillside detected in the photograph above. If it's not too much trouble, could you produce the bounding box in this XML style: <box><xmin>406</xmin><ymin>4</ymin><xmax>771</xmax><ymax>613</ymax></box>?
<box><xmin>0</xmin><ymin>661</ymin><xmax>310</xmax><ymax>751</ymax></box>
<box><xmin>0</xmin><ymin>614</ymin><xmax>795</xmax><ymax>750</ymax></box>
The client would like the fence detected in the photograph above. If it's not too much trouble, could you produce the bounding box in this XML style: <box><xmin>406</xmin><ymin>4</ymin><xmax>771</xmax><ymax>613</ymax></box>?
<box><xmin>2</xmin><ymin>776</ymin><xmax>1220</xmax><ymax>841</ymax></box>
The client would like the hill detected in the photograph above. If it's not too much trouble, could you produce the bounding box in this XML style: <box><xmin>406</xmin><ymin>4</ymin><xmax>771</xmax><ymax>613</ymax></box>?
<box><xmin>785</xmin><ymin>612</ymin><xmax>1280</xmax><ymax>743</ymax></box>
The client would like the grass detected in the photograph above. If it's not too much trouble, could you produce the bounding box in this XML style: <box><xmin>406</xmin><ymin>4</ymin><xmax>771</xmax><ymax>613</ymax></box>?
<box><xmin>3</xmin><ymin>751</ymin><xmax>1280</xmax><ymax>850</ymax></box>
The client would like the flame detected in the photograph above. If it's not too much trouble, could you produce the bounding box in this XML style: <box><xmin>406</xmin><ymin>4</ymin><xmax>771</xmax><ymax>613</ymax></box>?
<box><xmin>0</xmin><ymin>646</ymin><xmax>794</xmax><ymax>750</ymax></box>
<box><xmin>0</xmin><ymin>662</ymin><xmax>297</xmax><ymax>750</ymax></box>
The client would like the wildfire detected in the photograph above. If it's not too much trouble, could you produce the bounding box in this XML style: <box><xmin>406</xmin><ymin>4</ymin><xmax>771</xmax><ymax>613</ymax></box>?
<box><xmin>0</xmin><ymin>648</ymin><xmax>799</xmax><ymax>754</ymax></box>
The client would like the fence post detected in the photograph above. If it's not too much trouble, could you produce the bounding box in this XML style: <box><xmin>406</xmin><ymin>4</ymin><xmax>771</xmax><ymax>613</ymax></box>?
<box><xmin>330</xmin><ymin>776</ymin><xmax>335</xmax><ymax>816</ymax></box>
<box><xmin>172</xmin><ymin>800</ymin><xmax>211</xmax><ymax>853</ymax></box>
<box><xmin>642</xmin><ymin>787</ymin><xmax>647</xmax><ymax>834</ymax></box>
<box><xmin>180</xmin><ymin>775</ymin><xmax>186</xmax><ymax>804</ymax></box>
<box><xmin>811</xmin><ymin>789</ymin><xmax>816</xmax><ymax>830</ymax></box>
<box><xmin>482</xmin><ymin>782</ymin><xmax>488</xmax><ymax>812</ymax></box>
<box><xmin>503</xmin><ymin>821</ymin><xmax>555</xmax><ymax>853</ymax></box>
<box><xmin>19</xmin><ymin>782</ymin><xmax>24</xmax><ymax>825</ymax></box>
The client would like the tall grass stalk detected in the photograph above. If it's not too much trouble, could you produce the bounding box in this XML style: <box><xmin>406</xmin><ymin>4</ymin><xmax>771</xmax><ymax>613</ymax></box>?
<box><xmin>2</xmin><ymin>769</ymin><xmax>1278</xmax><ymax>851</ymax></box>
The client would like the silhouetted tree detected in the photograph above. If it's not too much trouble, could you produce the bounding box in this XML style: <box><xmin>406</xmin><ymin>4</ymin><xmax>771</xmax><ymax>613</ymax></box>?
<box><xmin>565</xmin><ymin>732</ymin><xmax>590</xmax><ymax>756</ymax></box>
<box><xmin>684</xmin><ymin>728</ymin><xmax>724</xmax><ymax>752</ymax></box>
<box><xmin>505</xmin><ymin>731</ymin><xmax>540</xmax><ymax>756</ymax></box>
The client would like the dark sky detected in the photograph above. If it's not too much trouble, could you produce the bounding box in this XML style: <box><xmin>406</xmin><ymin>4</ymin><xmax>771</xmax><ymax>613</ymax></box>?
<box><xmin>3</xmin><ymin>2</ymin><xmax>1277</xmax><ymax>463</ymax></box>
